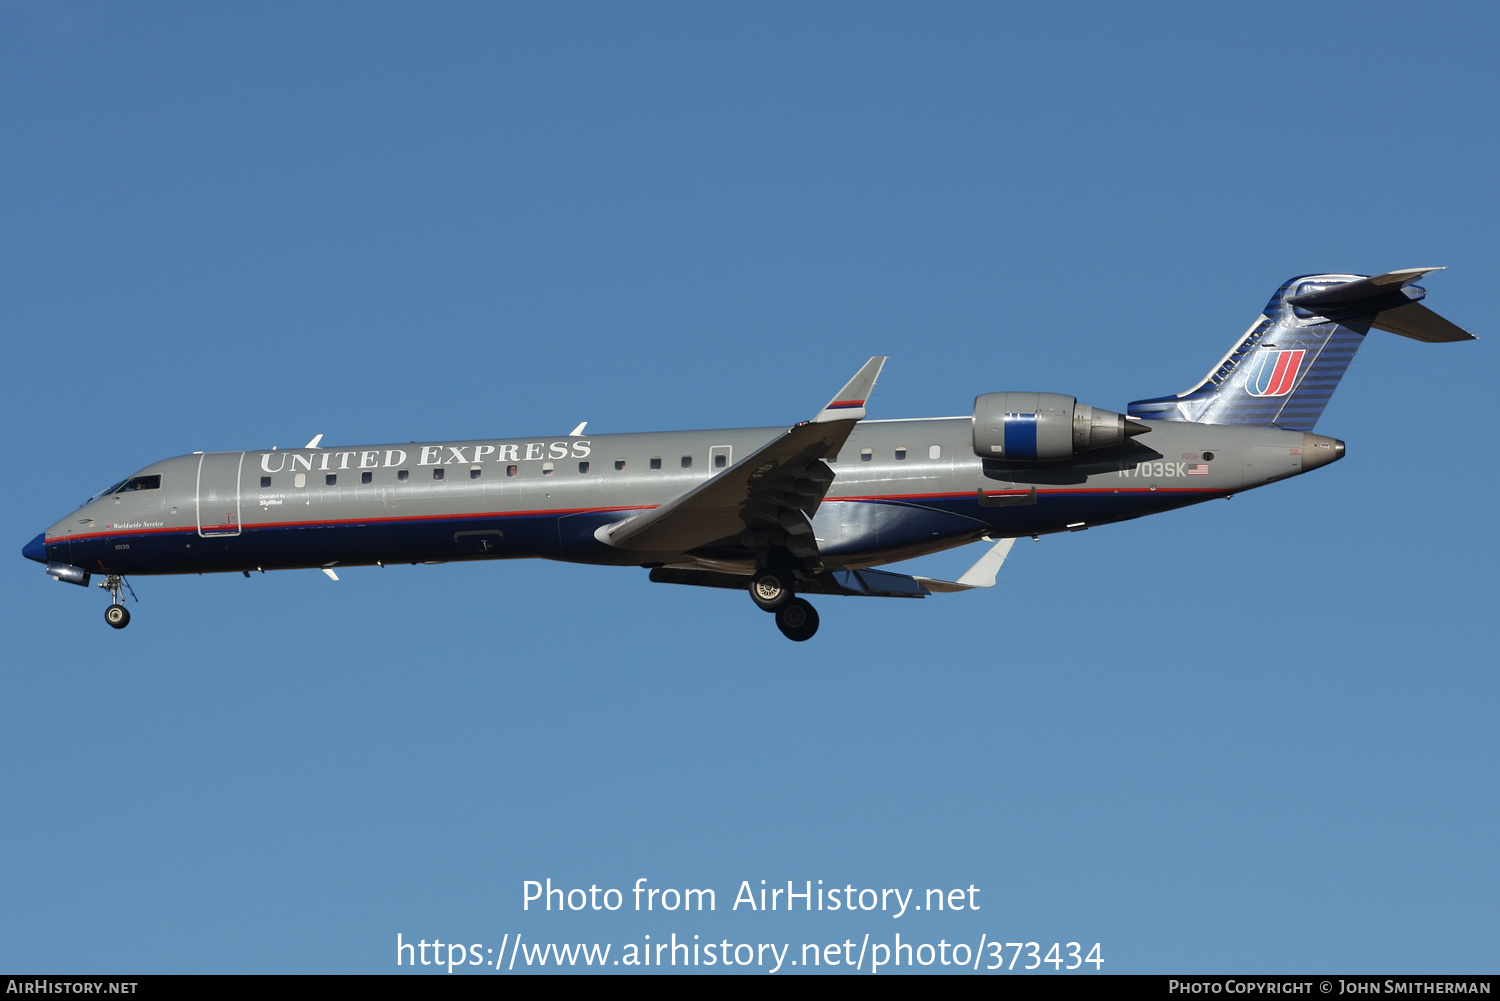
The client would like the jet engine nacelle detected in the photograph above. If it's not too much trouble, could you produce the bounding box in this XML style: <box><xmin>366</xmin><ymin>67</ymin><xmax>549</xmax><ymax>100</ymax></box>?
<box><xmin>972</xmin><ymin>392</ymin><xmax>1146</xmax><ymax>462</ymax></box>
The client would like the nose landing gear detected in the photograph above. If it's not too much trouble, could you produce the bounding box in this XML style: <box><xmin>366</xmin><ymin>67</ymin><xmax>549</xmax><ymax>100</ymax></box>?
<box><xmin>98</xmin><ymin>574</ymin><xmax>136</xmax><ymax>629</ymax></box>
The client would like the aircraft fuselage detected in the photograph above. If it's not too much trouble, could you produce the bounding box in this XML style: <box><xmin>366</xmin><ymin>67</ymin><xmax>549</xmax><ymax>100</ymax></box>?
<box><xmin>36</xmin><ymin>417</ymin><xmax>1335</xmax><ymax>579</ymax></box>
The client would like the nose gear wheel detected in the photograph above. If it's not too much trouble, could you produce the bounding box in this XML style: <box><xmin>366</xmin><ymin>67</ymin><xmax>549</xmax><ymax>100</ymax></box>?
<box><xmin>97</xmin><ymin>574</ymin><xmax>137</xmax><ymax>629</ymax></box>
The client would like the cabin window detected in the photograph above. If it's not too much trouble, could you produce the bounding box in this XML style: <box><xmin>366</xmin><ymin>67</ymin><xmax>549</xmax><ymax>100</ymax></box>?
<box><xmin>120</xmin><ymin>475</ymin><xmax>161</xmax><ymax>492</ymax></box>
<box><xmin>294</xmin><ymin>472</ymin><xmax>307</xmax><ymax>488</ymax></box>
<box><xmin>615</xmin><ymin>459</ymin><xmax>626</xmax><ymax>471</ymax></box>
<box><xmin>397</xmin><ymin>469</ymin><xmax>409</xmax><ymax>481</ymax></box>
<box><xmin>860</xmin><ymin>447</ymin><xmax>873</xmax><ymax>462</ymax></box>
<box><xmin>433</xmin><ymin>468</ymin><xmax>445</xmax><ymax>481</ymax></box>
<box><xmin>681</xmin><ymin>456</ymin><xmax>692</xmax><ymax>468</ymax></box>
<box><xmin>650</xmin><ymin>457</ymin><xmax>662</xmax><ymax>470</ymax></box>
<box><xmin>714</xmin><ymin>453</ymin><xmax>727</xmax><ymax>468</ymax></box>
<box><xmin>470</xmin><ymin>467</ymin><xmax>482</xmax><ymax>479</ymax></box>
<box><xmin>326</xmin><ymin>474</ymin><xmax>337</xmax><ymax>486</ymax></box>
<box><xmin>361</xmin><ymin>471</ymin><xmax>373</xmax><ymax>484</ymax></box>
<box><xmin>542</xmin><ymin>462</ymin><xmax>554</xmax><ymax>475</ymax></box>
<box><xmin>260</xmin><ymin>476</ymin><xmax>272</xmax><ymax>488</ymax></box>
<box><xmin>928</xmin><ymin>444</ymin><xmax>942</xmax><ymax>459</ymax></box>
<box><xmin>578</xmin><ymin>461</ymin><xmax>590</xmax><ymax>474</ymax></box>
<box><xmin>506</xmin><ymin>464</ymin><xmax>518</xmax><ymax>477</ymax></box>
<box><xmin>895</xmin><ymin>447</ymin><xmax>907</xmax><ymax>460</ymax></box>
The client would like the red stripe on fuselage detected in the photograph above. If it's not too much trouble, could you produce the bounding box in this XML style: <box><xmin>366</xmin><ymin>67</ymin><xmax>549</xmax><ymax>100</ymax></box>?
<box><xmin>48</xmin><ymin>504</ymin><xmax>659</xmax><ymax>544</ymax></box>
<box><xmin>48</xmin><ymin>488</ymin><xmax>1225</xmax><ymax>545</ymax></box>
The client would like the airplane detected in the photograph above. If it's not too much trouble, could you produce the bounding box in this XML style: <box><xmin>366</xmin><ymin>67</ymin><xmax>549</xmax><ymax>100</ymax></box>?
<box><xmin>22</xmin><ymin>268</ymin><xmax>1474</xmax><ymax>641</ymax></box>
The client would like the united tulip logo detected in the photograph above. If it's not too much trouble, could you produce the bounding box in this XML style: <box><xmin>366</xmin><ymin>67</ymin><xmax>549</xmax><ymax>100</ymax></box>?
<box><xmin>1245</xmin><ymin>349</ymin><xmax>1305</xmax><ymax>397</ymax></box>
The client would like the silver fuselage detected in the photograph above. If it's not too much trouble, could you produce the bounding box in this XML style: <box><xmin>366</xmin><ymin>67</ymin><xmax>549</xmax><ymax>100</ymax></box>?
<box><xmin>38</xmin><ymin>417</ymin><xmax>1334</xmax><ymax>578</ymax></box>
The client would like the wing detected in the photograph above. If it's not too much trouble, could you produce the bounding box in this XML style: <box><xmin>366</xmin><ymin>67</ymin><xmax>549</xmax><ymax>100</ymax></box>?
<box><xmin>649</xmin><ymin>537</ymin><xmax>1019</xmax><ymax>596</ymax></box>
<box><xmin>595</xmin><ymin>358</ymin><xmax>886</xmax><ymax>561</ymax></box>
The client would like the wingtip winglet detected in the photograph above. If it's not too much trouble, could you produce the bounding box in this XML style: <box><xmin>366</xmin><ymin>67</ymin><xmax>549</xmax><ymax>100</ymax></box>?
<box><xmin>954</xmin><ymin>537</ymin><xmax>1015</xmax><ymax>588</ymax></box>
<box><xmin>813</xmin><ymin>356</ymin><xmax>887</xmax><ymax>423</ymax></box>
<box><xmin>912</xmin><ymin>537</ymin><xmax>1016</xmax><ymax>593</ymax></box>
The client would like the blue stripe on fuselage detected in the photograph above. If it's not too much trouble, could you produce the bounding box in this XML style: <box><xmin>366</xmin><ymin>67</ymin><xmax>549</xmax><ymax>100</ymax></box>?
<box><xmin>51</xmin><ymin>489</ymin><xmax>1222</xmax><ymax>575</ymax></box>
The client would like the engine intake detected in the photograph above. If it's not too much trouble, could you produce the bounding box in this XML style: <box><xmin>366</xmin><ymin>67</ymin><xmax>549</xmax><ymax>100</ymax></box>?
<box><xmin>973</xmin><ymin>392</ymin><xmax>1148</xmax><ymax>462</ymax></box>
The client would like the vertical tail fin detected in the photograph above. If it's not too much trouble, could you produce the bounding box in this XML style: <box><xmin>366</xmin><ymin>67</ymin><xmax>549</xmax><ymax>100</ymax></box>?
<box><xmin>1128</xmin><ymin>269</ymin><xmax>1473</xmax><ymax>432</ymax></box>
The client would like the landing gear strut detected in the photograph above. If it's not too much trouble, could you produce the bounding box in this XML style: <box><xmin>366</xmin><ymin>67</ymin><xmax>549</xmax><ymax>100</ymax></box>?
<box><xmin>775</xmin><ymin>597</ymin><xmax>819</xmax><ymax>642</ymax></box>
<box><xmin>98</xmin><ymin>574</ymin><xmax>135</xmax><ymax>629</ymax></box>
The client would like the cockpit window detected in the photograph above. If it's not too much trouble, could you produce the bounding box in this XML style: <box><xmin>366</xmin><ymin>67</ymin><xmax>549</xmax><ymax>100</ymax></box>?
<box><xmin>86</xmin><ymin>479</ymin><xmax>129</xmax><ymax>504</ymax></box>
<box><xmin>85</xmin><ymin>474</ymin><xmax>160</xmax><ymax>505</ymax></box>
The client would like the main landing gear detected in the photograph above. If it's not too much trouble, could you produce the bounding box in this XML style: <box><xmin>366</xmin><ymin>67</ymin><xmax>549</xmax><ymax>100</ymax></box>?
<box><xmin>748</xmin><ymin>569</ymin><xmax>820</xmax><ymax>641</ymax></box>
<box><xmin>748</xmin><ymin>569</ymin><xmax>794</xmax><ymax>611</ymax></box>
<box><xmin>99</xmin><ymin>574</ymin><xmax>136</xmax><ymax>629</ymax></box>
<box><xmin>774</xmin><ymin>598</ymin><xmax>819</xmax><ymax>642</ymax></box>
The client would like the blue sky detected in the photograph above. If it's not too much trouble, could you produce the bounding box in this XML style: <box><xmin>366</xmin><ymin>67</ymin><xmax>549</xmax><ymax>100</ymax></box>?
<box><xmin>3</xmin><ymin>1</ymin><xmax>1495</xmax><ymax>974</ymax></box>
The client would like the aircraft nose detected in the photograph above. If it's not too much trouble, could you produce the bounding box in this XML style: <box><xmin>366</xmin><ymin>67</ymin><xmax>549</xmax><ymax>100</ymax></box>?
<box><xmin>22</xmin><ymin>533</ymin><xmax>47</xmax><ymax>564</ymax></box>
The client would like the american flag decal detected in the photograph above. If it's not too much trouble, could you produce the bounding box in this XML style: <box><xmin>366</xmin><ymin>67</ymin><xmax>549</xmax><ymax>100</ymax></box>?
<box><xmin>1187</xmin><ymin>463</ymin><xmax>1209</xmax><ymax>475</ymax></box>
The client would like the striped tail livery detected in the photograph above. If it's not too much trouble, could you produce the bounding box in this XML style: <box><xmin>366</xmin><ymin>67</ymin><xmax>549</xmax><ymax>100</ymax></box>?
<box><xmin>1128</xmin><ymin>268</ymin><xmax>1474</xmax><ymax>431</ymax></box>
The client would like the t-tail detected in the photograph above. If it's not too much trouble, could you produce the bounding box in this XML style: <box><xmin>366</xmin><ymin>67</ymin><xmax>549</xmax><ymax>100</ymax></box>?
<box><xmin>1128</xmin><ymin>268</ymin><xmax>1475</xmax><ymax>431</ymax></box>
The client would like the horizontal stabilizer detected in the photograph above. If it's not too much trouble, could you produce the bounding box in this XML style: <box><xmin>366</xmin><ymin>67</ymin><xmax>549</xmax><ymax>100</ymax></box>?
<box><xmin>1286</xmin><ymin>267</ymin><xmax>1474</xmax><ymax>341</ymax></box>
<box><xmin>1285</xmin><ymin>267</ymin><xmax>1441</xmax><ymax>314</ymax></box>
<box><xmin>1371</xmin><ymin>301</ymin><xmax>1475</xmax><ymax>342</ymax></box>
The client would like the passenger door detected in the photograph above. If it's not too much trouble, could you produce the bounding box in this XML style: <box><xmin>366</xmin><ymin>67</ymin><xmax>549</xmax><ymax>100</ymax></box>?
<box><xmin>196</xmin><ymin>451</ymin><xmax>244</xmax><ymax>537</ymax></box>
